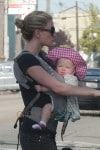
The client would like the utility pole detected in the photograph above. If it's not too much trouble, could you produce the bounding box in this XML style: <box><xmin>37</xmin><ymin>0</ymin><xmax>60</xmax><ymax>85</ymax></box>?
<box><xmin>76</xmin><ymin>1</ymin><xmax>79</xmax><ymax>51</ymax></box>
<box><xmin>4</xmin><ymin>0</ymin><xmax>9</xmax><ymax>61</ymax></box>
<box><xmin>46</xmin><ymin>0</ymin><xmax>50</xmax><ymax>13</ymax></box>
<box><xmin>36</xmin><ymin>0</ymin><xmax>38</xmax><ymax>10</ymax></box>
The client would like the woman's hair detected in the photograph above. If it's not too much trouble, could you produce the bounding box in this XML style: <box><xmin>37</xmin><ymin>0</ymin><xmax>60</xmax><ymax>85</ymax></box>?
<box><xmin>15</xmin><ymin>11</ymin><xmax>52</xmax><ymax>41</ymax></box>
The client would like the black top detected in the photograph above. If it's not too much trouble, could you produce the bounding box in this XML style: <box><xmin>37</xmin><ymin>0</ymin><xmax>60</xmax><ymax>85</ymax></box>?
<box><xmin>16</xmin><ymin>52</ymin><xmax>57</xmax><ymax>135</ymax></box>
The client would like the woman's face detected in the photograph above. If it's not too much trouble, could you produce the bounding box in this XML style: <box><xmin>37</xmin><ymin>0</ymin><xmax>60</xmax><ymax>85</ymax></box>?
<box><xmin>39</xmin><ymin>20</ymin><xmax>55</xmax><ymax>47</ymax></box>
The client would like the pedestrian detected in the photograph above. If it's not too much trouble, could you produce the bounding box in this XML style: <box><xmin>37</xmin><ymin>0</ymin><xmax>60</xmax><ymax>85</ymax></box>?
<box><xmin>14</xmin><ymin>10</ymin><xmax>100</xmax><ymax>150</ymax></box>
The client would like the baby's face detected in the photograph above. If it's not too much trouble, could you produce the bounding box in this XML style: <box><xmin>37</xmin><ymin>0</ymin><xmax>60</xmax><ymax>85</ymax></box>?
<box><xmin>56</xmin><ymin>58</ymin><xmax>75</xmax><ymax>76</ymax></box>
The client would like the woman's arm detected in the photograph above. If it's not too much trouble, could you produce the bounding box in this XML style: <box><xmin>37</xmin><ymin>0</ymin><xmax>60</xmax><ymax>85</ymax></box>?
<box><xmin>27</xmin><ymin>65</ymin><xmax>100</xmax><ymax>97</ymax></box>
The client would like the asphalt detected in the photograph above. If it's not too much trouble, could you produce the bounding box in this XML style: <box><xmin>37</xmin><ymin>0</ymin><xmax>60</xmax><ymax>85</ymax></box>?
<box><xmin>56</xmin><ymin>114</ymin><xmax>100</xmax><ymax>150</ymax></box>
<box><xmin>1</xmin><ymin>115</ymin><xmax>99</xmax><ymax>150</ymax></box>
<box><xmin>0</xmin><ymin>92</ymin><xmax>100</xmax><ymax>150</ymax></box>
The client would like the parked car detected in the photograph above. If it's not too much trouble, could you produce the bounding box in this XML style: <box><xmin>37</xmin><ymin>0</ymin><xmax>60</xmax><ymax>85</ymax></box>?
<box><xmin>87</xmin><ymin>52</ymin><xmax>100</xmax><ymax>68</ymax></box>
<box><xmin>0</xmin><ymin>61</ymin><xmax>19</xmax><ymax>91</ymax></box>
<box><xmin>78</xmin><ymin>68</ymin><xmax>100</xmax><ymax>110</ymax></box>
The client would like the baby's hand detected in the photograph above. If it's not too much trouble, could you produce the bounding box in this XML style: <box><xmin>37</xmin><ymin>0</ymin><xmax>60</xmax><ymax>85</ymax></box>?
<box><xmin>35</xmin><ymin>85</ymin><xmax>49</xmax><ymax>92</ymax></box>
<box><xmin>35</xmin><ymin>85</ymin><xmax>42</xmax><ymax>92</ymax></box>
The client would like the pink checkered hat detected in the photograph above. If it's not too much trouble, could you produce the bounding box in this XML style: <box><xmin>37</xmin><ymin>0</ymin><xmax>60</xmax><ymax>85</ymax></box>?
<box><xmin>46</xmin><ymin>47</ymin><xmax>87</xmax><ymax>80</ymax></box>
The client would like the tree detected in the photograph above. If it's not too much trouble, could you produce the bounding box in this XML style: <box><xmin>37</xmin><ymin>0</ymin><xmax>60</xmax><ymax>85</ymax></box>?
<box><xmin>89</xmin><ymin>3</ymin><xmax>100</xmax><ymax>24</ymax></box>
<box><xmin>80</xmin><ymin>27</ymin><xmax>100</xmax><ymax>54</ymax></box>
<box><xmin>49</xmin><ymin>29</ymin><xmax>74</xmax><ymax>50</ymax></box>
<box><xmin>80</xmin><ymin>3</ymin><xmax>100</xmax><ymax>54</ymax></box>
<box><xmin>54</xmin><ymin>29</ymin><xmax>67</xmax><ymax>46</ymax></box>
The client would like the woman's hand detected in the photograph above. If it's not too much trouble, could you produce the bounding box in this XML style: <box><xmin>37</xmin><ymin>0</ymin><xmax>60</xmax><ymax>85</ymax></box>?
<box><xmin>94</xmin><ymin>90</ymin><xmax>100</xmax><ymax>97</ymax></box>
<box><xmin>35</xmin><ymin>85</ymin><xmax>42</xmax><ymax>92</ymax></box>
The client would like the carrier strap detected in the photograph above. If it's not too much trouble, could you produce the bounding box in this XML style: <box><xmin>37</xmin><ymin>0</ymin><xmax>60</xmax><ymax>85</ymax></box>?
<box><xmin>61</xmin><ymin>112</ymin><xmax>71</xmax><ymax>140</ymax></box>
<box><xmin>14</xmin><ymin>92</ymin><xmax>40</xmax><ymax>129</ymax></box>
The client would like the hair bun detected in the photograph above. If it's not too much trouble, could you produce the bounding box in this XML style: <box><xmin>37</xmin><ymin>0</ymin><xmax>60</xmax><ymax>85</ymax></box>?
<box><xmin>15</xmin><ymin>18</ymin><xmax>24</xmax><ymax>29</ymax></box>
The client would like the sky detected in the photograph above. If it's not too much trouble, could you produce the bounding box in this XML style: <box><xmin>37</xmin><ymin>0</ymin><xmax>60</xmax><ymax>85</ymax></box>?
<box><xmin>38</xmin><ymin>0</ymin><xmax>100</xmax><ymax>14</ymax></box>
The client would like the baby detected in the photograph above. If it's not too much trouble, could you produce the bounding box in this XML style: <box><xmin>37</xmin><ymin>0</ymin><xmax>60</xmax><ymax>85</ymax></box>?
<box><xmin>32</xmin><ymin>47</ymin><xmax>87</xmax><ymax>130</ymax></box>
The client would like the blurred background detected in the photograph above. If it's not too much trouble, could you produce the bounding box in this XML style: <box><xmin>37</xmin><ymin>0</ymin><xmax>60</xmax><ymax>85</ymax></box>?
<box><xmin>0</xmin><ymin>0</ymin><xmax>100</xmax><ymax>61</ymax></box>
<box><xmin>0</xmin><ymin>1</ymin><xmax>100</xmax><ymax>149</ymax></box>
<box><xmin>0</xmin><ymin>0</ymin><xmax>100</xmax><ymax>108</ymax></box>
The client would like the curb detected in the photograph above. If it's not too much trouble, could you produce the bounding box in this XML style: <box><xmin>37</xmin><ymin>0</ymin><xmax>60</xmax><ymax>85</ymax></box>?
<box><xmin>1</xmin><ymin>141</ymin><xmax>100</xmax><ymax>150</ymax></box>
<box><xmin>0</xmin><ymin>149</ymin><xmax>17</xmax><ymax>150</ymax></box>
<box><xmin>80</xmin><ymin>110</ymin><xmax>100</xmax><ymax>116</ymax></box>
<box><xmin>57</xmin><ymin>141</ymin><xmax>100</xmax><ymax>149</ymax></box>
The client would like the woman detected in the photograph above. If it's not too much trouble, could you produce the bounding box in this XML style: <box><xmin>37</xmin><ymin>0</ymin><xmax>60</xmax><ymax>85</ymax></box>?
<box><xmin>14</xmin><ymin>11</ymin><xmax>100</xmax><ymax>150</ymax></box>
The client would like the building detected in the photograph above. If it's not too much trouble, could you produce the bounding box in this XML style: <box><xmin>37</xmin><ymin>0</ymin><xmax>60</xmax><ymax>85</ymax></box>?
<box><xmin>0</xmin><ymin>0</ymin><xmax>37</xmax><ymax>61</ymax></box>
<box><xmin>53</xmin><ymin>6</ymin><xmax>90</xmax><ymax>49</ymax></box>
<box><xmin>0</xmin><ymin>0</ymin><xmax>4</xmax><ymax>60</ymax></box>
<box><xmin>0</xmin><ymin>3</ymin><xmax>91</xmax><ymax>61</ymax></box>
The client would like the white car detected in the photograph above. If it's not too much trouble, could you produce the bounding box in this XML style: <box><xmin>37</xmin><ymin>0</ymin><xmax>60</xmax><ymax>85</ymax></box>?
<box><xmin>0</xmin><ymin>61</ymin><xmax>19</xmax><ymax>91</ymax></box>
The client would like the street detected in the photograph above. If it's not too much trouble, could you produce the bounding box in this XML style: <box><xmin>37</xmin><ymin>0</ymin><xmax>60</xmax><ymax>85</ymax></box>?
<box><xmin>0</xmin><ymin>91</ymin><xmax>23</xmax><ymax>149</ymax></box>
<box><xmin>0</xmin><ymin>92</ymin><xmax>100</xmax><ymax>150</ymax></box>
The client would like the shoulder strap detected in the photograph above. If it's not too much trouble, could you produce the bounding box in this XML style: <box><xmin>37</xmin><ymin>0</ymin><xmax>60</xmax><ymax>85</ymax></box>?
<box><xmin>14</xmin><ymin>52</ymin><xmax>33</xmax><ymax>89</ymax></box>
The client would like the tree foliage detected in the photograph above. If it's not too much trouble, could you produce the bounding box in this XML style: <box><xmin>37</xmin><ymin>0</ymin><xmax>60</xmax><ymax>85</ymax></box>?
<box><xmin>54</xmin><ymin>29</ymin><xmax>67</xmax><ymax>46</ymax></box>
<box><xmin>89</xmin><ymin>3</ymin><xmax>100</xmax><ymax>23</ymax></box>
<box><xmin>80</xmin><ymin>3</ymin><xmax>100</xmax><ymax>54</ymax></box>
<box><xmin>50</xmin><ymin>29</ymin><xmax>74</xmax><ymax>49</ymax></box>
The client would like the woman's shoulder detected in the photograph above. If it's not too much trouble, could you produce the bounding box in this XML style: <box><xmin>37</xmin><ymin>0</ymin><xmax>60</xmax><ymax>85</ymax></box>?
<box><xmin>17</xmin><ymin>51</ymin><xmax>38</xmax><ymax>60</ymax></box>
<box><xmin>15</xmin><ymin>51</ymin><xmax>41</xmax><ymax>73</ymax></box>
<box><xmin>17</xmin><ymin>51</ymin><xmax>41</xmax><ymax>65</ymax></box>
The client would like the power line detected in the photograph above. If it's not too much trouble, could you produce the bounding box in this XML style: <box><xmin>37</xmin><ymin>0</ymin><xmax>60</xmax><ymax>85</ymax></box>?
<box><xmin>61</xmin><ymin>15</ymin><xmax>99</xmax><ymax>19</ymax></box>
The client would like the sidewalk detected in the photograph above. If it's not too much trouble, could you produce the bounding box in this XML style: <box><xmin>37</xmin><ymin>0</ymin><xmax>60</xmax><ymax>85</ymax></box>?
<box><xmin>0</xmin><ymin>115</ymin><xmax>100</xmax><ymax>150</ymax></box>
<box><xmin>56</xmin><ymin>115</ymin><xmax>100</xmax><ymax>150</ymax></box>
<box><xmin>0</xmin><ymin>91</ymin><xmax>100</xmax><ymax>150</ymax></box>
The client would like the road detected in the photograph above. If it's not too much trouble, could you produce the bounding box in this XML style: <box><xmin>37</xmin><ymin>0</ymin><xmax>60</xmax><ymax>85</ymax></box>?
<box><xmin>0</xmin><ymin>92</ymin><xmax>100</xmax><ymax>150</ymax></box>
<box><xmin>0</xmin><ymin>91</ymin><xmax>23</xmax><ymax>149</ymax></box>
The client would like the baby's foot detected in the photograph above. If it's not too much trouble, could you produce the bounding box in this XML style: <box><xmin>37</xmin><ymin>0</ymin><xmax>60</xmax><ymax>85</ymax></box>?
<box><xmin>32</xmin><ymin>123</ymin><xmax>46</xmax><ymax>130</ymax></box>
<box><xmin>32</xmin><ymin>124</ymin><xmax>41</xmax><ymax>130</ymax></box>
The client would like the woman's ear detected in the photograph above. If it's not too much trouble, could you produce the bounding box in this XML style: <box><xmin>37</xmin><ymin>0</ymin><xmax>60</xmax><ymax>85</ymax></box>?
<box><xmin>35</xmin><ymin>29</ymin><xmax>40</xmax><ymax>38</ymax></box>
